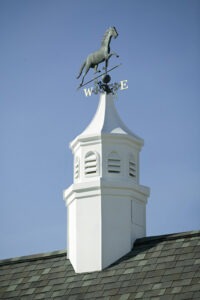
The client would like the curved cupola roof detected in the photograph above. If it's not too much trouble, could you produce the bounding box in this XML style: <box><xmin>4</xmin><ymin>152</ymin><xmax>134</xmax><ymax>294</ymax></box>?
<box><xmin>70</xmin><ymin>93</ymin><xmax>144</xmax><ymax>149</ymax></box>
<box><xmin>82</xmin><ymin>93</ymin><xmax>142</xmax><ymax>138</ymax></box>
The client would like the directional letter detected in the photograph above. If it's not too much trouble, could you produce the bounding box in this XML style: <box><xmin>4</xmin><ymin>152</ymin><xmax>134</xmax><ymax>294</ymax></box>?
<box><xmin>120</xmin><ymin>80</ymin><xmax>128</xmax><ymax>90</ymax></box>
<box><xmin>83</xmin><ymin>87</ymin><xmax>93</xmax><ymax>97</ymax></box>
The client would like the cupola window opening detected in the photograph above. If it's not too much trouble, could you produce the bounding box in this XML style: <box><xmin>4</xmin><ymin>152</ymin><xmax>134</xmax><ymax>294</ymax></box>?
<box><xmin>129</xmin><ymin>155</ymin><xmax>136</xmax><ymax>179</ymax></box>
<box><xmin>107</xmin><ymin>151</ymin><xmax>121</xmax><ymax>174</ymax></box>
<box><xmin>74</xmin><ymin>156</ymin><xmax>80</xmax><ymax>179</ymax></box>
<box><xmin>84</xmin><ymin>151</ymin><xmax>98</xmax><ymax>176</ymax></box>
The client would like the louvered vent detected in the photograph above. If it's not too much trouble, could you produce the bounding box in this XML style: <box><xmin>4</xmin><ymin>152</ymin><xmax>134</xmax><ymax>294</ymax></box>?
<box><xmin>74</xmin><ymin>157</ymin><xmax>79</xmax><ymax>179</ymax></box>
<box><xmin>85</xmin><ymin>152</ymin><xmax>97</xmax><ymax>176</ymax></box>
<box><xmin>108</xmin><ymin>152</ymin><xmax>121</xmax><ymax>174</ymax></box>
<box><xmin>129</xmin><ymin>156</ymin><xmax>136</xmax><ymax>178</ymax></box>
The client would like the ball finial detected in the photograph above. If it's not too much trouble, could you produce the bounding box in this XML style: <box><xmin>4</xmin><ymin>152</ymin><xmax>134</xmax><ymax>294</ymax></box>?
<box><xmin>102</xmin><ymin>74</ymin><xmax>111</xmax><ymax>84</ymax></box>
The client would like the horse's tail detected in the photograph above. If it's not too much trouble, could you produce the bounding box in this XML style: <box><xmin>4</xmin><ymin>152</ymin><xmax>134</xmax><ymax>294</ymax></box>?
<box><xmin>77</xmin><ymin>61</ymin><xmax>86</xmax><ymax>79</ymax></box>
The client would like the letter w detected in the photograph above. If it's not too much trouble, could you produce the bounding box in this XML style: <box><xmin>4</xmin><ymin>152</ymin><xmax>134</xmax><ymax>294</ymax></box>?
<box><xmin>83</xmin><ymin>87</ymin><xmax>93</xmax><ymax>97</ymax></box>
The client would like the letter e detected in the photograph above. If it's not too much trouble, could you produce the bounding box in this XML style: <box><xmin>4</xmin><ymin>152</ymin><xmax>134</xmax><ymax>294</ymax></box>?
<box><xmin>120</xmin><ymin>80</ymin><xmax>128</xmax><ymax>90</ymax></box>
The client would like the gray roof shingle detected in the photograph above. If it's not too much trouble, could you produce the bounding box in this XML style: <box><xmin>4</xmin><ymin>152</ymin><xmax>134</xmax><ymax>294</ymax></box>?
<box><xmin>0</xmin><ymin>230</ymin><xmax>200</xmax><ymax>299</ymax></box>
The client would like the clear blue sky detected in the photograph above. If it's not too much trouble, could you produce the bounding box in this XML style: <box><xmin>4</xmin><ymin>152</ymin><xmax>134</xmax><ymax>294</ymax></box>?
<box><xmin>0</xmin><ymin>0</ymin><xmax>199</xmax><ymax>259</ymax></box>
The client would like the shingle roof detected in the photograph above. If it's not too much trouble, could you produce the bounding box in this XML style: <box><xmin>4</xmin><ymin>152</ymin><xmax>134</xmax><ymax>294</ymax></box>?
<box><xmin>0</xmin><ymin>230</ymin><xmax>200</xmax><ymax>299</ymax></box>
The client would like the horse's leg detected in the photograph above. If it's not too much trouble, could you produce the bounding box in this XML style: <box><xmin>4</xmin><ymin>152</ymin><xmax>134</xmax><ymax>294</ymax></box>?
<box><xmin>103</xmin><ymin>59</ymin><xmax>108</xmax><ymax>73</ymax></box>
<box><xmin>80</xmin><ymin>63</ymin><xmax>90</xmax><ymax>86</ymax></box>
<box><xmin>102</xmin><ymin>52</ymin><xmax>119</xmax><ymax>73</ymax></box>
<box><xmin>94</xmin><ymin>64</ymin><xmax>101</xmax><ymax>74</ymax></box>
<box><xmin>110</xmin><ymin>51</ymin><xmax>119</xmax><ymax>58</ymax></box>
<box><xmin>77</xmin><ymin>60</ymin><xmax>86</xmax><ymax>79</ymax></box>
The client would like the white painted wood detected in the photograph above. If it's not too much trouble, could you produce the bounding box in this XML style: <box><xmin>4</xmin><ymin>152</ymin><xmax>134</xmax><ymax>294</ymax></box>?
<box><xmin>63</xmin><ymin>92</ymin><xmax>150</xmax><ymax>273</ymax></box>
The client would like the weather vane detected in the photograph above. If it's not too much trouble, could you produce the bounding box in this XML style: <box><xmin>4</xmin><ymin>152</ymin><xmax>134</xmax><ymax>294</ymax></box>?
<box><xmin>76</xmin><ymin>26</ymin><xmax>128</xmax><ymax>96</ymax></box>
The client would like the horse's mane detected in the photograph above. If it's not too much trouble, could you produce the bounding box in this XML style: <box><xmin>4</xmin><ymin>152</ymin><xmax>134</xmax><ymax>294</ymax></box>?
<box><xmin>101</xmin><ymin>27</ymin><xmax>112</xmax><ymax>46</ymax></box>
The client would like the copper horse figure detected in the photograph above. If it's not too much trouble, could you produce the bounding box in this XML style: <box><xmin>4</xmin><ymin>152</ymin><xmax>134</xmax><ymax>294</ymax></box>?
<box><xmin>77</xmin><ymin>27</ymin><xmax>119</xmax><ymax>87</ymax></box>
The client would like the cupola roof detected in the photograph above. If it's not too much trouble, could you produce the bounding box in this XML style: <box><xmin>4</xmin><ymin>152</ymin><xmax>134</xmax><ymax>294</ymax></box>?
<box><xmin>75</xmin><ymin>92</ymin><xmax>143</xmax><ymax>145</ymax></box>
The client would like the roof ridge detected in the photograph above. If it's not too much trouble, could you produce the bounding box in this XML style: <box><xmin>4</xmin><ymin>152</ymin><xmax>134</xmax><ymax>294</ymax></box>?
<box><xmin>1</xmin><ymin>230</ymin><xmax>199</xmax><ymax>266</ymax></box>
<box><xmin>134</xmin><ymin>230</ymin><xmax>200</xmax><ymax>246</ymax></box>
<box><xmin>0</xmin><ymin>249</ymin><xmax>66</xmax><ymax>266</ymax></box>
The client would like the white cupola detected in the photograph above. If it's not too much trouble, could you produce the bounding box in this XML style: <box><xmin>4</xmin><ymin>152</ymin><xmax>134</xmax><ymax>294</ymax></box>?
<box><xmin>63</xmin><ymin>92</ymin><xmax>150</xmax><ymax>273</ymax></box>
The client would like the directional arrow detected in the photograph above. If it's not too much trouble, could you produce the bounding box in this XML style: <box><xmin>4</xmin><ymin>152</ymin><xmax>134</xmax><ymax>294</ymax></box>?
<box><xmin>77</xmin><ymin>64</ymin><xmax>122</xmax><ymax>90</ymax></box>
